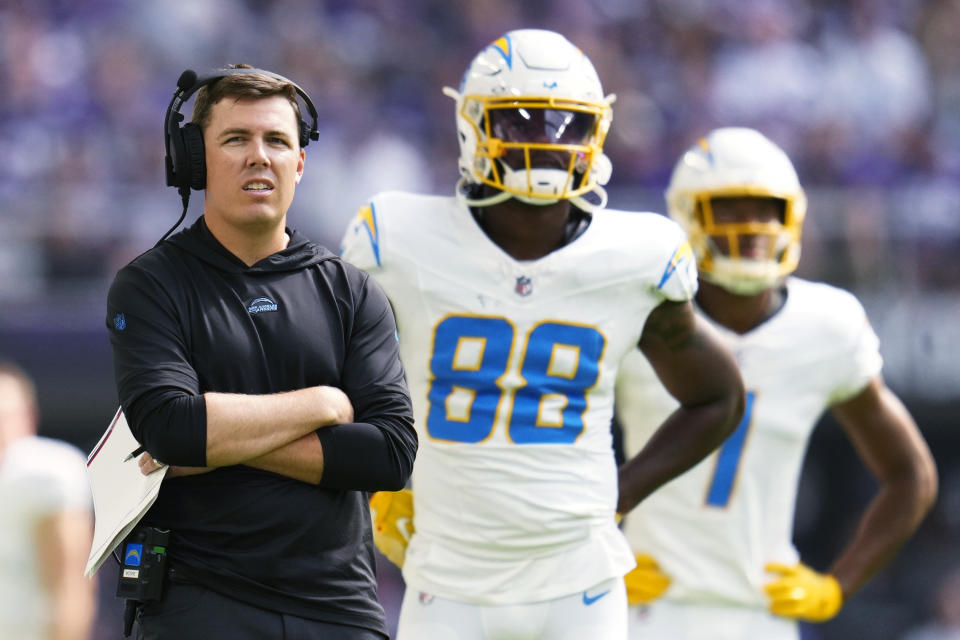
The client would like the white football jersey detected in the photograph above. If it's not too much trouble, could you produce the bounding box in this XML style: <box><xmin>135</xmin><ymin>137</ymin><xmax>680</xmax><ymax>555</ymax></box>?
<box><xmin>0</xmin><ymin>436</ymin><xmax>91</xmax><ymax>638</ymax></box>
<box><xmin>341</xmin><ymin>191</ymin><xmax>697</xmax><ymax>604</ymax></box>
<box><xmin>617</xmin><ymin>277</ymin><xmax>882</xmax><ymax>608</ymax></box>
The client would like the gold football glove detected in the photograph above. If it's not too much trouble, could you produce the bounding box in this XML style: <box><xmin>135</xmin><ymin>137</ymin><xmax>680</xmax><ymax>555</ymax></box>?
<box><xmin>369</xmin><ymin>489</ymin><xmax>414</xmax><ymax>568</ymax></box>
<box><xmin>624</xmin><ymin>553</ymin><xmax>671</xmax><ymax>605</ymax></box>
<box><xmin>764</xmin><ymin>562</ymin><xmax>843</xmax><ymax>622</ymax></box>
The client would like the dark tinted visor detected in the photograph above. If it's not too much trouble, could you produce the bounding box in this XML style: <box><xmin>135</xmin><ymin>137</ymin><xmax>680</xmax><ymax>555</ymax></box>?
<box><xmin>489</xmin><ymin>108</ymin><xmax>597</xmax><ymax>145</ymax></box>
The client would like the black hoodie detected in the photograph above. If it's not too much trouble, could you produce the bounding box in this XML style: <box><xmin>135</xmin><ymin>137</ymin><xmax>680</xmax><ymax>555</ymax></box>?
<box><xmin>106</xmin><ymin>216</ymin><xmax>416</xmax><ymax>633</ymax></box>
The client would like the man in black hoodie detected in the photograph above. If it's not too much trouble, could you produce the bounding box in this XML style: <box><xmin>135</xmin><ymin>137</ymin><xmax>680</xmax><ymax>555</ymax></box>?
<box><xmin>105</xmin><ymin>66</ymin><xmax>416</xmax><ymax>639</ymax></box>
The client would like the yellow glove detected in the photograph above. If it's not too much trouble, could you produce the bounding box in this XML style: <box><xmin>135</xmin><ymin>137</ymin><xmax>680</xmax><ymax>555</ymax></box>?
<box><xmin>764</xmin><ymin>562</ymin><xmax>843</xmax><ymax>622</ymax></box>
<box><xmin>624</xmin><ymin>553</ymin><xmax>671</xmax><ymax>605</ymax></box>
<box><xmin>369</xmin><ymin>489</ymin><xmax>414</xmax><ymax>568</ymax></box>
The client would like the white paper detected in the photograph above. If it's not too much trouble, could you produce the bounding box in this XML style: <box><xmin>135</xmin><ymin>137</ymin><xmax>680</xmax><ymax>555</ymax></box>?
<box><xmin>84</xmin><ymin>408</ymin><xmax>168</xmax><ymax>577</ymax></box>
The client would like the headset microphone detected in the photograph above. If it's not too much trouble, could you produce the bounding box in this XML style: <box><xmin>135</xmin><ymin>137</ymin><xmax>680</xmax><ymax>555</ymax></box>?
<box><xmin>157</xmin><ymin>66</ymin><xmax>320</xmax><ymax>245</ymax></box>
<box><xmin>177</xmin><ymin>69</ymin><xmax>198</xmax><ymax>91</ymax></box>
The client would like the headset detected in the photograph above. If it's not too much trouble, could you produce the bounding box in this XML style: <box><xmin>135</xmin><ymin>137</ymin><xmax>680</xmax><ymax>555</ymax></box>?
<box><xmin>158</xmin><ymin>67</ymin><xmax>320</xmax><ymax>243</ymax></box>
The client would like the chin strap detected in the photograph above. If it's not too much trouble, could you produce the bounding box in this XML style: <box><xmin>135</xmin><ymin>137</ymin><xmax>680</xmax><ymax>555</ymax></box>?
<box><xmin>464</xmin><ymin>191</ymin><xmax>514</xmax><ymax>208</ymax></box>
<box><xmin>456</xmin><ymin>177</ymin><xmax>513</xmax><ymax>207</ymax></box>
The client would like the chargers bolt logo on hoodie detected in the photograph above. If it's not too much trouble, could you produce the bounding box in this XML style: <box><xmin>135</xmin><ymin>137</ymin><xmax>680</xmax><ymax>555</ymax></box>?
<box><xmin>248</xmin><ymin>297</ymin><xmax>278</xmax><ymax>314</ymax></box>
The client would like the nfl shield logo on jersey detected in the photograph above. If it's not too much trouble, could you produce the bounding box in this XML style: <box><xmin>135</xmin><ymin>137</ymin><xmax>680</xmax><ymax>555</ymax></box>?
<box><xmin>515</xmin><ymin>275</ymin><xmax>533</xmax><ymax>297</ymax></box>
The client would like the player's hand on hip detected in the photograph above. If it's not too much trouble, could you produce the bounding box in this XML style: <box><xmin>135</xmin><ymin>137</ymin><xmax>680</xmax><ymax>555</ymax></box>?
<box><xmin>314</xmin><ymin>385</ymin><xmax>355</xmax><ymax>425</ymax></box>
<box><xmin>764</xmin><ymin>562</ymin><xmax>843</xmax><ymax>622</ymax></box>
<box><xmin>624</xmin><ymin>552</ymin><xmax>671</xmax><ymax>605</ymax></box>
<box><xmin>369</xmin><ymin>489</ymin><xmax>414</xmax><ymax>568</ymax></box>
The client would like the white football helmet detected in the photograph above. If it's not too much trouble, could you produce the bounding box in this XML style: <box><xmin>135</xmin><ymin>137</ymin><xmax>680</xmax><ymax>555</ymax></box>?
<box><xmin>443</xmin><ymin>29</ymin><xmax>615</xmax><ymax>211</ymax></box>
<box><xmin>665</xmin><ymin>127</ymin><xmax>806</xmax><ymax>295</ymax></box>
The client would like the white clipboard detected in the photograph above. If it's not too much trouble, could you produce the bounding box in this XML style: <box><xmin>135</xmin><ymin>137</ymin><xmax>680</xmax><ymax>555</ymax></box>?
<box><xmin>84</xmin><ymin>407</ymin><xmax>168</xmax><ymax>577</ymax></box>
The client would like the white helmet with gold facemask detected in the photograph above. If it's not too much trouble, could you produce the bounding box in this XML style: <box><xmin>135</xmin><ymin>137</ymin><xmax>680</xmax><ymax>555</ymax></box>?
<box><xmin>666</xmin><ymin>127</ymin><xmax>807</xmax><ymax>295</ymax></box>
<box><xmin>444</xmin><ymin>29</ymin><xmax>615</xmax><ymax>212</ymax></box>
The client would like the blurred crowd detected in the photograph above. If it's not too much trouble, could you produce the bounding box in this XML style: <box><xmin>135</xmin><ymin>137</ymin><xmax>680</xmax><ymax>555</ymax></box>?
<box><xmin>2</xmin><ymin>0</ymin><xmax>960</xmax><ymax>307</ymax></box>
<box><xmin>3</xmin><ymin>2</ymin><xmax>960</xmax><ymax>638</ymax></box>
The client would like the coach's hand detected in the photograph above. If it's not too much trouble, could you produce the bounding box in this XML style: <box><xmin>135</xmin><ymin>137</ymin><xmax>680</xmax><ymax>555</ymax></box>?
<box><xmin>624</xmin><ymin>553</ymin><xmax>671</xmax><ymax>605</ymax></box>
<box><xmin>369</xmin><ymin>489</ymin><xmax>414</xmax><ymax>568</ymax></box>
<box><xmin>764</xmin><ymin>562</ymin><xmax>843</xmax><ymax>622</ymax></box>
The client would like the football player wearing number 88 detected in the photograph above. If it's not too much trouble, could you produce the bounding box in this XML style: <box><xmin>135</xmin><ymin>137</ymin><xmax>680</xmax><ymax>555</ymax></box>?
<box><xmin>341</xmin><ymin>29</ymin><xmax>745</xmax><ymax>639</ymax></box>
<box><xmin>616</xmin><ymin>127</ymin><xmax>938</xmax><ymax>639</ymax></box>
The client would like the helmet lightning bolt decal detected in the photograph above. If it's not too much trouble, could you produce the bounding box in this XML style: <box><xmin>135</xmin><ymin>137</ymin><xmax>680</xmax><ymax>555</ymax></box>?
<box><xmin>698</xmin><ymin>137</ymin><xmax>715</xmax><ymax>166</ymax></box>
<box><xmin>488</xmin><ymin>36</ymin><xmax>513</xmax><ymax>69</ymax></box>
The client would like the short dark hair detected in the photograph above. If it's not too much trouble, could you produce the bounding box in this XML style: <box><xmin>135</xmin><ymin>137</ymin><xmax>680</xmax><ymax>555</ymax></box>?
<box><xmin>190</xmin><ymin>63</ymin><xmax>303</xmax><ymax>144</ymax></box>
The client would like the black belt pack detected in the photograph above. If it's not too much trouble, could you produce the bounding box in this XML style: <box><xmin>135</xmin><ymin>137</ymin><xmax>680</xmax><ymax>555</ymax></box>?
<box><xmin>116</xmin><ymin>526</ymin><xmax>170</xmax><ymax>603</ymax></box>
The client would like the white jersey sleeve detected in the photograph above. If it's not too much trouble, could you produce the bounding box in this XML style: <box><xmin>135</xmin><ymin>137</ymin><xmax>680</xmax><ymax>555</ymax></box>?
<box><xmin>342</xmin><ymin>192</ymin><xmax>693</xmax><ymax>605</ymax></box>
<box><xmin>822</xmin><ymin>291</ymin><xmax>882</xmax><ymax>405</ymax></box>
<box><xmin>618</xmin><ymin>278</ymin><xmax>882</xmax><ymax>609</ymax></box>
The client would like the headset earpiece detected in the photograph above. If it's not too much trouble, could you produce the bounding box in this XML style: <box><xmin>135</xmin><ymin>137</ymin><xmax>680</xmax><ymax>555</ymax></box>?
<box><xmin>181</xmin><ymin>123</ymin><xmax>206</xmax><ymax>190</ymax></box>
<box><xmin>299</xmin><ymin>121</ymin><xmax>311</xmax><ymax>150</ymax></box>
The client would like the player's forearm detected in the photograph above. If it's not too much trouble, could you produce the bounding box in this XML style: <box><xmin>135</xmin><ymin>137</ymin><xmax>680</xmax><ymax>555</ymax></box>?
<box><xmin>244</xmin><ymin>432</ymin><xmax>325</xmax><ymax>484</ymax></box>
<box><xmin>827</xmin><ymin>379</ymin><xmax>938</xmax><ymax>598</ymax></box>
<box><xmin>626</xmin><ymin>302</ymin><xmax>744</xmax><ymax>513</ymax></box>
<box><xmin>617</xmin><ymin>396</ymin><xmax>742</xmax><ymax>514</ymax></box>
<box><xmin>49</xmin><ymin>583</ymin><xmax>96</xmax><ymax>640</ymax></box>
<box><xmin>37</xmin><ymin>512</ymin><xmax>96</xmax><ymax>640</ymax></box>
<box><xmin>205</xmin><ymin>386</ymin><xmax>352</xmax><ymax>467</ymax></box>
<box><xmin>829</xmin><ymin>468</ymin><xmax>937</xmax><ymax>597</ymax></box>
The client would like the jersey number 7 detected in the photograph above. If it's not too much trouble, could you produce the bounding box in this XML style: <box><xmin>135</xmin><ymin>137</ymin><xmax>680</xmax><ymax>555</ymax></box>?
<box><xmin>705</xmin><ymin>391</ymin><xmax>756</xmax><ymax>507</ymax></box>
